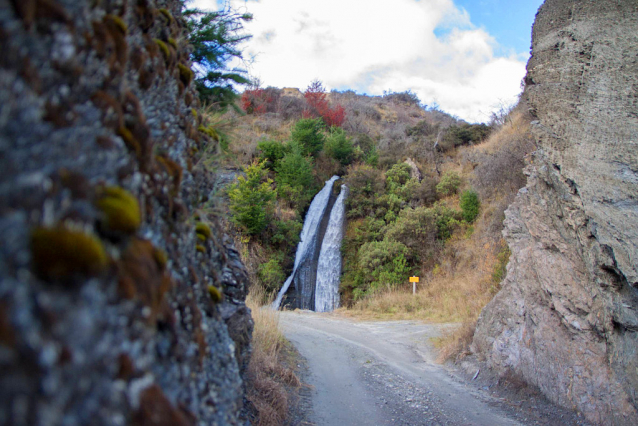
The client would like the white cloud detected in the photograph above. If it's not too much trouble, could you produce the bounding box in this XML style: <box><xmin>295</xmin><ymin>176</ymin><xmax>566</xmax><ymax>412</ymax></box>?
<box><xmin>193</xmin><ymin>0</ymin><xmax>527</xmax><ymax>122</ymax></box>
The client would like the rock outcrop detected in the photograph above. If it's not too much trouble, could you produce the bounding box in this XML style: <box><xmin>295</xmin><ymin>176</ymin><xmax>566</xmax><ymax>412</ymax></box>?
<box><xmin>473</xmin><ymin>1</ymin><xmax>638</xmax><ymax>424</ymax></box>
<box><xmin>0</xmin><ymin>1</ymin><xmax>252</xmax><ymax>425</ymax></box>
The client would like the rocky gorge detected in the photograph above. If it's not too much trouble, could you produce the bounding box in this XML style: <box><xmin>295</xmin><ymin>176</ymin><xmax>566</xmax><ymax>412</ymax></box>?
<box><xmin>0</xmin><ymin>1</ymin><xmax>252</xmax><ymax>425</ymax></box>
<box><xmin>473</xmin><ymin>0</ymin><xmax>638</xmax><ymax>424</ymax></box>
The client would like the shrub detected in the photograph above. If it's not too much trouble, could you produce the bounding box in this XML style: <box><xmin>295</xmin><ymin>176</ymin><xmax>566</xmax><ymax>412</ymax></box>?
<box><xmin>257</xmin><ymin>254</ymin><xmax>286</xmax><ymax>291</ymax></box>
<box><xmin>257</xmin><ymin>139</ymin><xmax>287</xmax><ymax>169</ymax></box>
<box><xmin>385</xmin><ymin>163</ymin><xmax>412</xmax><ymax>191</ymax></box>
<box><xmin>384</xmin><ymin>207</ymin><xmax>437</xmax><ymax>261</ymax></box>
<box><xmin>324</xmin><ymin>128</ymin><xmax>354</xmax><ymax>165</ymax></box>
<box><xmin>460</xmin><ymin>190</ymin><xmax>480</xmax><ymax>223</ymax></box>
<box><xmin>275</xmin><ymin>151</ymin><xmax>315</xmax><ymax>211</ymax></box>
<box><xmin>357</xmin><ymin>239</ymin><xmax>411</xmax><ymax>290</ymax></box>
<box><xmin>440</xmin><ymin>123</ymin><xmax>491</xmax><ymax>150</ymax></box>
<box><xmin>431</xmin><ymin>203</ymin><xmax>462</xmax><ymax>240</ymax></box>
<box><xmin>345</xmin><ymin>164</ymin><xmax>386</xmax><ymax>218</ymax></box>
<box><xmin>436</xmin><ymin>171</ymin><xmax>462</xmax><ymax>196</ymax></box>
<box><xmin>354</xmin><ymin>133</ymin><xmax>375</xmax><ymax>156</ymax></box>
<box><xmin>278</xmin><ymin>95</ymin><xmax>306</xmax><ymax>120</ymax></box>
<box><xmin>303</xmin><ymin>80</ymin><xmax>347</xmax><ymax>127</ymax></box>
<box><xmin>290</xmin><ymin>118</ymin><xmax>325</xmax><ymax>157</ymax></box>
<box><xmin>228</xmin><ymin>161</ymin><xmax>276</xmax><ymax>235</ymax></box>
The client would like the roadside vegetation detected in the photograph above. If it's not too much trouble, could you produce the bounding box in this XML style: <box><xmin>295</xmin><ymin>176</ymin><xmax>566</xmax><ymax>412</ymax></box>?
<box><xmin>244</xmin><ymin>286</ymin><xmax>301</xmax><ymax>426</ymax></box>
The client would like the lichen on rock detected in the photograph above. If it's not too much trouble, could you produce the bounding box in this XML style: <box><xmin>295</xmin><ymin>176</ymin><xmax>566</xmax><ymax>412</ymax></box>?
<box><xmin>0</xmin><ymin>1</ymin><xmax>252</xmax><ymax>425</ymax></box>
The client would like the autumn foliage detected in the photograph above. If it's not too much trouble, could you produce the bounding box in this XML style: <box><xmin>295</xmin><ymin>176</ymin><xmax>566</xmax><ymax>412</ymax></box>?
<box><xmin>241</xmin><ymin>88</ymin><xmax>271</xmax><ymax>115</ymax></box>
<box><xmin>241</xmin><ymin>80</ymin><xmax>346</xmax><ymax>127</ymax></box>
<box><xmin>303</xmin><ymin>80</ymin><xmax>346</xmax><ymax>127</ymax></box>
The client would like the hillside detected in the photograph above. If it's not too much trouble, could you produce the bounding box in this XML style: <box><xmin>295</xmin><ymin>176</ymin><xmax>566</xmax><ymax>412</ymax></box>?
<box><xmin>216</xmin><ymin>83</ymin><xmax>533</xmax><ymax>338</ymax></box>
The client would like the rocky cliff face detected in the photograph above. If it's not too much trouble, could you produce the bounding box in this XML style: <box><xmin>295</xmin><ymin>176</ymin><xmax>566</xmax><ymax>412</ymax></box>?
<box><xmin>0</xmin><ymin>1</ymin><xmax>252</xmax><ymax>425</ymax></box>
<box><xmin>473</xmin><ymin>0</ymin><xmax>638</xmax><ymax>424</ymax></box>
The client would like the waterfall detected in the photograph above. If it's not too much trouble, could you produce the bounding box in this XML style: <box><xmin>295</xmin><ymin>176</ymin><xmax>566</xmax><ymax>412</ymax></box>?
<box><xmin>272</xmin><ymin>176</ymin><xmax>340</xmax><ymax>310</ymax></box>
<box><xmin>315</xmin><ymin>184</ymin><xmax>348</xmax><ymax>312</ymax></box>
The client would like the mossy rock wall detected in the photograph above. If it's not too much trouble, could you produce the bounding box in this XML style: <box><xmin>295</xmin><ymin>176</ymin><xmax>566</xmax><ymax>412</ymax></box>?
<box><xmin>0</xmin><ymin>1</ymin><xmax>252</xmax><ymax>425</ymax></box>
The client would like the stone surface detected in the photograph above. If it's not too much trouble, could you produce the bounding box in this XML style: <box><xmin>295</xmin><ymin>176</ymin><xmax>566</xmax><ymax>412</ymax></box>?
<box><xmin>473</xmin><ymin>1</ymin><xmax>638</xmax><ymax>425</ymax></box>
<box><xmin>0</xmin><ymin>1</ymin><xmax>252</xmax><ymax>425</ymax></box>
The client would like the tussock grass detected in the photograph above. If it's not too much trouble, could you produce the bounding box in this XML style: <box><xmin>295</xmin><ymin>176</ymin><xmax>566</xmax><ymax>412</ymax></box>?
<box><xmin>245</xmin><ymin>285</ymin><xmax>300</xmax><ymax>426</ymax></box>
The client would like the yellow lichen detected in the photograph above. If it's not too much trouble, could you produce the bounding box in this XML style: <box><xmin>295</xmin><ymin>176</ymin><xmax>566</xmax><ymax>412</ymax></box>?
<box><xmin>196</xmin><ymin>233</ymin><xmax>206</xmax><ymax>243</ymax></box>
<box><xmin>152</xmin><ymin>247</ymin><xmax>168</xmax><ymax>270</ymax></box>
<box><xmin>105</xmin><ymin>14</ymin><xmax>127</xmax><ymax>34</ymax></box>
<box><xmin>191</xmin><ymin>108</ymin><xmax>197</xmax><ymax>118</ymax></box>
<box><xmin>31</xmin><ymin>226</ymin><xmax>108</xmax><ymax>281</ymax></box>
<box><xmin>195</xmin><ymin>222</ymin><xmax>211</xmax><ymax>240</ymax></box>
<box><xmin>95</xmin><ymin>186</ymin><xmax>142</xmax><ymax>234</ymax></box>
<box><xmin>154</xmin><ymin>39</ymin><xmax>170</xmax><ymax>63</ymax></box>
<box><xmin>208</xmin><ymin>285</ymin><xmax>222</xmax><ymax>303</ymax></box>
<box><xmin>167</xmin><ymin>37</ymin><xmax>178</xmax><ymax>49</ymax></box>
<box><xmin>177</xmin><ymin>63</ymin><xmax>194</xmax><ymax>86</ymax></box>
<box><xmin>196</xmin><ymin>244</ymin><xmax>206</xmax><ymax>254</ymax></box>
<box><xmin>117</xmin><ymin>126</ymin><xmax>141</xmax><ymax>157</ymax></box>
<box><xmin>158</xmin><ymin>8</ymin><xmax>173</xmax><ymax>22</ymax></box>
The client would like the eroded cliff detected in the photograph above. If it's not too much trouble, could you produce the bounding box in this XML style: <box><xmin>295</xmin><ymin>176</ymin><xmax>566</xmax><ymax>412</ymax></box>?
<box><xmin>0</xmin><ymin>1</ymin><xmax>252</xmax><ymax>425</ymax></box>
<box><xmin>473</xmin><ymin>0</ymin><xmax>638</xmax><ymax>424</ymax></box>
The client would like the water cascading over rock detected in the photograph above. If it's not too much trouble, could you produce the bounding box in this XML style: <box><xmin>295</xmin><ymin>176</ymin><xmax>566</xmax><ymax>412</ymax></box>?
<box><xmin>273</xmin><ymin>176</ymin><xmax>340</xmax><ymax>310</ymax></box>
<box><xmin>315</xmin><ymin>184</ymin><xmax>349</xmax><ymax>312</ymax></box>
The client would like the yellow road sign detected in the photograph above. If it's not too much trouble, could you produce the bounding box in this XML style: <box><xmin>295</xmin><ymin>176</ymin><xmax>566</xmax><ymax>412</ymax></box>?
<box><xmin>409</xmin><ymin>276</ymin><xmax>419</xmax><ymax>283</ymax></box>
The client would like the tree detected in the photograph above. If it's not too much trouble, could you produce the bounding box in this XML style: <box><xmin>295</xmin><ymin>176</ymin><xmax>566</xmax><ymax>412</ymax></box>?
<box><xmin>460</xmin><ymin>190</ymin><xmax>480</xmax><ymax>223</ymax></box>
<box><xmin>183</xmin><ymin>2</ymin><xmax>252</xmax><ymax>110</ymax></box>
<box><xmin>275</xmin><ymin>151</ymin><xmax>315</xmax><ymax>211</ymax></box>
<box><xmin>302</xmin><ymin>80</ymin><xmax>346</xmax><ymax>127</ymax></box>
<box><xmin>324</xmin><ymin>128</ymin><xmax>354</xmax><ymax>165</ymax></box>
<box><xmin>227</xmin><ymin>161</ymin><xmax>276</xmax><ymax>235</ymax></box>
<box><xmin>290</xmin><ymin>118</ymin><xmax>325</xmax><ymax>157</ymax></box>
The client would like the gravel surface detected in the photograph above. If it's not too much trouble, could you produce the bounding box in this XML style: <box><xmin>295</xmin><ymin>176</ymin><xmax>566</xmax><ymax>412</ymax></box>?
<box><xmin>281</xmin><ymin>311</ymin><xmax>590</xmax><ymax>426</ymax></box>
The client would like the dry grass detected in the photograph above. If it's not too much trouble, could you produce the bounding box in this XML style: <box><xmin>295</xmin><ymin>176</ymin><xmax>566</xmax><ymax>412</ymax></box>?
<box><xmin>245</xmin><ymin>285</ymin><xmax>301</xmax><ymax>426</ymax></box>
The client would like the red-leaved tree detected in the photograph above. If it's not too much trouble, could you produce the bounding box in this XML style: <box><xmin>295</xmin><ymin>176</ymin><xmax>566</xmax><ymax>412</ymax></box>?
<box><xmin>302</xmin><ymin>80</ymin><xmax>346</xmax><ymax>127</ymax></box>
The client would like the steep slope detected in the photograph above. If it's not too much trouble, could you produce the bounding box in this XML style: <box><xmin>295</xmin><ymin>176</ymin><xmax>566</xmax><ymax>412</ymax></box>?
<box><xmin>472</xmin><ymin>1</ymin><xmax>638</xmax><ymax>424</ymax></box>
<box><xmin>0</xmin><ymin>1</ymin><xmax>251</xmax><ymax>425</ymax></box>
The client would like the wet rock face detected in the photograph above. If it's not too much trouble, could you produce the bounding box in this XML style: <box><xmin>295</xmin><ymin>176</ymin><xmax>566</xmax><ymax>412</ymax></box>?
<box><xmin>0</xmin><ymin>1</ymin><xmax>252</xmax><ymax>425</ymax></box>
<box><xmin>473</xmin><ymin>0</ymin><xmax>638</xmax><ymax>424</ymax></box>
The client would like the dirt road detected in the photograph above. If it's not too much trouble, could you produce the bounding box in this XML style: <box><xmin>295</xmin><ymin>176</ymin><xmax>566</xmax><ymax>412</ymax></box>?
<box><xmin>280</xmin><ymin>311</ymin><xmax>588</xmax><ymax>426</ymax></box>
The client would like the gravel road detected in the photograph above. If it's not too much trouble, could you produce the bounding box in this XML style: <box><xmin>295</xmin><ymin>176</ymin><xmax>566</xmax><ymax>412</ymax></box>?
<box><xmin>280</xmin><ymin>311</ymin><xmax>589</xmax><ymax>426</ymax></box>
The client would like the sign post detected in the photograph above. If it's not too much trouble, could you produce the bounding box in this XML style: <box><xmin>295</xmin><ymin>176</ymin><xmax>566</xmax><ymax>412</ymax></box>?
<box><xmin>409</xmin><ymin>276</ymin><xmax>419</xmax><ymax>295</ymax></box>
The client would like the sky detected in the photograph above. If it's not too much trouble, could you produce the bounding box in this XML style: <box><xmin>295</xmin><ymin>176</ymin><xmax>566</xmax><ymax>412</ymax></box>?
<box><xmin>192</xmin><ymin>0</ymin><xmax>544</xmax><ymax>122</ymax></box>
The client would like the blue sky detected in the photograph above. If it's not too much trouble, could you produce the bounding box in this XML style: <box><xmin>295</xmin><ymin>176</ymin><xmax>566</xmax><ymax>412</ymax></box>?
<box><xmin>454</xmin><ymin>0</ymin><xmax>543</xmax><ymax>56</ymax></box>
<box><xmin>193</xmin><ymin>0</ymin><xmax>545</xmax><ymax>122</ymax></box>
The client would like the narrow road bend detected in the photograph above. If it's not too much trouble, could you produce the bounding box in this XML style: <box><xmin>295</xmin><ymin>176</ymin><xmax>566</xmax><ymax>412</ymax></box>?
<box><xmin>280</xmin><ymin>311</ymin><xmax>587</xmax><ymax>426</ymax></box>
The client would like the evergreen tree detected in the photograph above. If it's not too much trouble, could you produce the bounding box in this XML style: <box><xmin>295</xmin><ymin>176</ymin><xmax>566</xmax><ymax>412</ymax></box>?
<box><xmin>182</xmin><ymin>1</ymin><xmax>252</xmax><ymax>110</ymax></box>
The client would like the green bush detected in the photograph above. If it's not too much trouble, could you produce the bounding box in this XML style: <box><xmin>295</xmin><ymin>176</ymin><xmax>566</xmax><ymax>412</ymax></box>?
<box><xmin>257</xmin><ymin>139</ymin><xmax>287</xmax><ymax>169</ymax></box>
<box><xmin>460</xmin><ymin>190</ymin><xmax>480</xmax><ymax>222</ymax></box>
<box><xmin>258</xmin><ymin>254</ymin><xmax>286</xmax><ymax>291</ymax></box>
<box><xmin>275</xmin><ymin>151</ymin><xmax>315</xmax><ymax>211</ymax></box>
<box><xmin>290</xmin><ymin>118</ymin><xmax>325</xmax><ymax>157</ymax></box>
<box><xmin>440</xmin><ymin>123</ymin><xmax>491</xmax><ymax>150</ymax></box>
<box><xmin>324</xmin><ymin>128</ymin><xmax>354</xmax><ymax>165</ymax></box>
<box><xmin>430</xmin><ymin>204</ymin><xmax>462</xmax><ymax>240</ymax></box>
<box><xmin>385</xmin><ymin>163</ymin><xmax>412</xmax><ymax>190</ymax></box>
<box><xmin>345</xmin><ymin>165</ymin><xmax>386</xmax><ymax>218</ymax></box>
<box><xmin>384</xmin><ymin>207</ymin><xmax>437</xmax><ymax>261</ymax></box>
<box><xmin>270</xmin><ymin>219</ymin><xmax>302</xmax><ymax>249</ymax></box>
<box><xmin>436</xmin><ymin>171</ymin><xmax>462</xmax><ymax>196</ymax></box>
<box><xmin>227</xmin><ymin>161</ymin><xmax>276</xmax><ymax>235</ymax></box>
<box><xmin>357</xmin><ymin>240</ymin><xmax>411</xmax><ymax>291</ymax></box>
